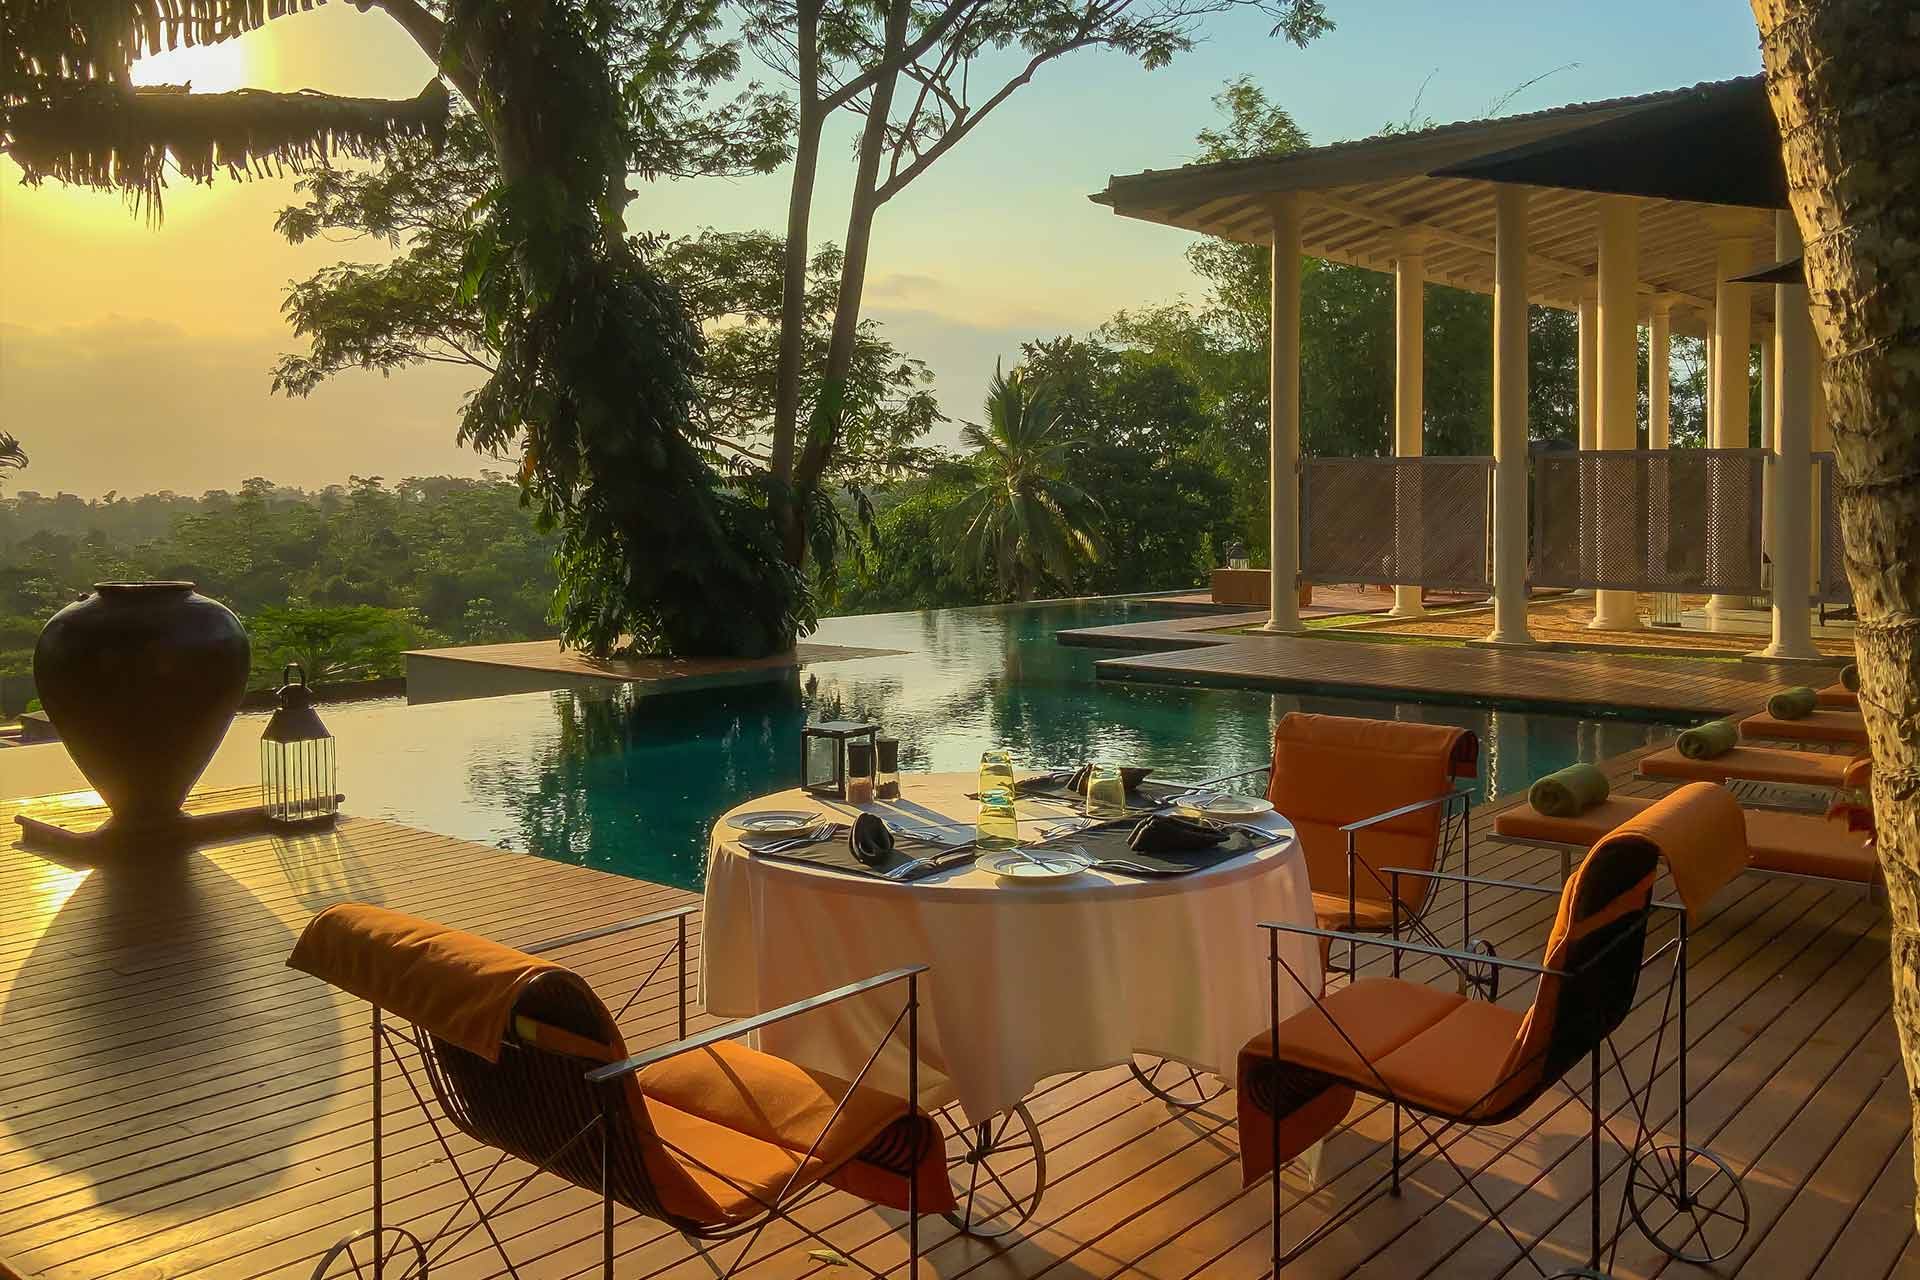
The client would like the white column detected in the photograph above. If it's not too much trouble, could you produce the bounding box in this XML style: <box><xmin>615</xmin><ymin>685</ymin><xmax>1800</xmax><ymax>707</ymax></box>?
<box><xmin>1575</xmin><ymin>278</ymin><xmax>1599</xmax><ymax>594</ymax></box>
<box><xmin>1263</xmin><ymin>193</ymin><xmax>1303</xmax><ymax>633</ymax></box>
<box><xmin>1760</xmin><ymin>210</ymin><xmax>1818</xmax><ymax>659</ymax></box>
<box><xmin>1591</xmin><ymin>197</ymin><xmax>1641</xmax><ymax>631</ymax></box>
<box><xmin>1391</xmin><ymin>235</ymin><xmax>1427</xmax><ymax>618</ymax></box>
<box><xmin>1648</xmin><ymin>298</ymin><xmax>1672</xmax><ymax>450</ymax></box>
<box><xmin>1707</xmin><ymin>226</ymin><xmax>1753</xmax><ymax>622</ymax></box>
<box><xmin>1485</xmin><ymin>186</ymin><xmax>1536</xmax><ymax>647</ymax></box>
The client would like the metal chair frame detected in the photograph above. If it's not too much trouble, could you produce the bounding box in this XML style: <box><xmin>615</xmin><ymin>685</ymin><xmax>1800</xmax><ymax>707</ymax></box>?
<box><xmin>313</xmin><ymin>904</ymin><xmax>933</xmax><ymax>1280</ymax></box>
<box><xmin>1256</xmin><ymin>868</ymin><xmax>1746</xmax><ymax>1278</ymax></box>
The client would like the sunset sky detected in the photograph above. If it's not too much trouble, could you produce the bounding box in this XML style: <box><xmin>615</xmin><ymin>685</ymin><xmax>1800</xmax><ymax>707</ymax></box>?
<box><xmin>0</xmin><ymin>2</ymin><xmax>1762</xmax><ymax>498</ymax></box>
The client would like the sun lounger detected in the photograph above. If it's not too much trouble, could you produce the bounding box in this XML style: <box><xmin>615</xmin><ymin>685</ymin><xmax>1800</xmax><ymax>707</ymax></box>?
<box><xmin>1638</xmin><ymin>744</ymin><xmax>1854</xmax><ymax>788</ymax></box>
<box><xmin>1495</xmin><ymin>793</ymin><xmax>1877</xmax><ymax>887</ymax></box>
<box><xmin>1739</xmin><ymin>707</ymin><xmax>1867</xmax><ymax>745</ymax></box>
<box><xmin>1816</xmin><ymin>683</ymin><xmax>1857</xmax><ymax>708</ymax></box>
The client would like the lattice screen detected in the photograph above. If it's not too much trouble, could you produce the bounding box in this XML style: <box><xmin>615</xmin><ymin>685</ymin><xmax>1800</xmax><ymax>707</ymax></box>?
<box><xmin>1815</xmin><ymin>453</ymin><xmax>1853</xmax><ymax>606</ymax></box>
<box><xmin>1531</xmin><ymin>448</ymin><xmax>1765</xmax><ymax>594</ymax></box>
<box><xmin>1299</xmin><ymin>457</ymin><xmax>1493</xmax><ymax>591</ymax></box>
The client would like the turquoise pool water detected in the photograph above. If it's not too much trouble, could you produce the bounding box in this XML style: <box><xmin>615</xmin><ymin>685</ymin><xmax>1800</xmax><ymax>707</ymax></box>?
<box><xmin>277</xmin><ymin>599</ymin><xmax>1690</xmax><ymax>890</ymax></box>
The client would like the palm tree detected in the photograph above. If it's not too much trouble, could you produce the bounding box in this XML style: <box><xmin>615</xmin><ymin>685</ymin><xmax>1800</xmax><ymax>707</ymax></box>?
<box><xmin>1751</xmin><ymin>0</ymin><xmax>1920</xmax><ymax>1218</ymax></box>
<box><xmin>0</xmin><ymin>435</ymin><xmax>26</xmax><ymax>486</ymax></box>
<box><xmin>945</xmin><ymin>365</ymin><xmax>1103</xmax><ymax>601</ymax></box>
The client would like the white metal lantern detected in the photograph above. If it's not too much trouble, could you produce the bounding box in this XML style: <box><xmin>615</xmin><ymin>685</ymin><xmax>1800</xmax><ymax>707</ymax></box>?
<box><xmin>260</xmin><ymin>664</ymin><xmax>339</xmax><ymax>827</ymax></box>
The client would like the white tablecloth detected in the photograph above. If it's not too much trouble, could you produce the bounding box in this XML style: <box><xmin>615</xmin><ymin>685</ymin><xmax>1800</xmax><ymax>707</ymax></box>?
<box><xmin>702</xmin><ymin>772</ymin><xmax>1319</xmax><ymax>1124</ymax></box>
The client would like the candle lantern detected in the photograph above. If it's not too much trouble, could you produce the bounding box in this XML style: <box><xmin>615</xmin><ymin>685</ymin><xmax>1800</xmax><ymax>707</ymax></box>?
<box><xmin>260</xmin><ymin>664</ymin><xmax>339</xmax><ymax>828</ymax></box>
<box><xmin>1226</xmin><ymin>539</ymin><xmax>1250</xmax><ymax>571</ymax></box>
<box><xmin>800</xmin><ymin>720</ymin><xmax>878</xmax><ymax>800</ymax></box>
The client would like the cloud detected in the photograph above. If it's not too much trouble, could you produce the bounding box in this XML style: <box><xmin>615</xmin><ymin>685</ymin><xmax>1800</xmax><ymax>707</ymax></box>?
<box><xmin>0</xmin><ymin>318</ymin><xmax>494</xmax><ymax>497</ymax></box>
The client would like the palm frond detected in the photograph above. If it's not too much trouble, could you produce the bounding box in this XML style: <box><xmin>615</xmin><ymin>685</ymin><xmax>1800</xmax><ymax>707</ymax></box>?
<box><xmin>5</xmin><ymin>79</ymin><xmax>451</xmax><ymax>216</ymax></box>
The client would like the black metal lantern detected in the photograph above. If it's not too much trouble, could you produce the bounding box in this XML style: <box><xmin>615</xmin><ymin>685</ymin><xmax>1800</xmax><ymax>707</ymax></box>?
<box><xmin>261</xmin><ymin>664</ymin><xmax>339</xmax><ymax>828</ymax></box>
<box><xmin>801</xmin><ymin>720</ymin><xmax>879</xmax><ymax>799</ymax></box>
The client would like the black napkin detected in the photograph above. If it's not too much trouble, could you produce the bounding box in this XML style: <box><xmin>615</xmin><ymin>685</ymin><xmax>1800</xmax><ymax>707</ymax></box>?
<box><xmin>850</xmin><ymin>812</ymin><xmax>894</xmax><ymax>866</ymax></box>
<box><xmin>1128</xmin><ymin>812</ymin><xmax>1229</xmax><ymax>853</ymax></box>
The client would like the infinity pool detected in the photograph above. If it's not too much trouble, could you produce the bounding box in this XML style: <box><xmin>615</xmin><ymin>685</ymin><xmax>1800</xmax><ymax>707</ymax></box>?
<box><xmin>258</xmin><ymin>599</ymin><xmax>1689</xmax><ymax>889</ymax></box>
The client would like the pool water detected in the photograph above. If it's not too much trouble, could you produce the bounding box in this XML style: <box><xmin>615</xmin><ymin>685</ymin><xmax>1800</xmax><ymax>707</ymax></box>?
<box><xmin>269</xmin><ymin>600</ymin><xmax>1690</xmax><ymax>890</ymax></box>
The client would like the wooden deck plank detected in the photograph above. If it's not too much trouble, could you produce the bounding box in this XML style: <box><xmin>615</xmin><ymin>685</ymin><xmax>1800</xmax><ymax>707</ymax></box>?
<box><xmin>1087</xmin><ymin>631</ymin><xmax>1839</xmax><ymax>718</ymax></box>
<box><xmin>0</xmin><ymin>745</ymin><xmax>1910</xmax><ymax>1280</ymax></box>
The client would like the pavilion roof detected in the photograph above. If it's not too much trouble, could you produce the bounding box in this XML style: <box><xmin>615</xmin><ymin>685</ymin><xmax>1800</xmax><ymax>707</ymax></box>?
<box><xmin>1091</xmin><ymin>77</ymin><xmax>1782</xmax><ymax>334</ymax></box>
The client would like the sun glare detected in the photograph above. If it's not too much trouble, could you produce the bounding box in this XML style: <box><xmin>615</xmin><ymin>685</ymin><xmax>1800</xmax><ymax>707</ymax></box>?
<box><xmin>130</xmin><ymin>38</ymin><xmax>255</xmax><ymax>94</ymax></box>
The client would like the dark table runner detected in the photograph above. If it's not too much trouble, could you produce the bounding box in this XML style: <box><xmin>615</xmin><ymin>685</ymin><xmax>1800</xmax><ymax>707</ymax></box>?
<box><xmin>741</xmin><ymin>825</ymin><xmax>978</xmax><ymax>881</ymax></box>
<box><xmin>1026</xmin><ymin>819</ymin><xmax>1288</xmax><ymax>877</ymax></box>
<box><xmin>975</xmin><ymin>773</ymin><xmax>1194</xmax><ymax>815</ymax></box>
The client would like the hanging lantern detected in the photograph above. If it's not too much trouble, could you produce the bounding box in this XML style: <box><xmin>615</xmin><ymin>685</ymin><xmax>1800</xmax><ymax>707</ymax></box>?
<box><xmin>260</xmin><ymin>664</ymin><xmax>339</xmax><ymax>828</ymax></box>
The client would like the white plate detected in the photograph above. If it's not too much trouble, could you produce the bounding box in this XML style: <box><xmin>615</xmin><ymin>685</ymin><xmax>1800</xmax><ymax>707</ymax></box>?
<box><xmin>727</xmin><ymin>810</ymin><xmax>826</xmax><ymax>837</ymax></box>
<box><xmin>979</xmin><ymin>848</ymin><xmax>1094</xmax><ymax>881</ymax></box>
<box><xmin>1176</xmin><ymin>794</ymin><xmax>1274</xmax><ymax>820</ymax></box>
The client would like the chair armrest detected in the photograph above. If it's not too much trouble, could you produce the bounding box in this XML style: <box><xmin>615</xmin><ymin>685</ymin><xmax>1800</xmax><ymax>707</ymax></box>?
<box><xmin>1257</xmin><ymin>921</ymin><xmax>1565</xmax><ymax>977</ymax></box>
<box><xmin>1338</xmin><ymin>786</ymin><xmax>1468</xmax><ymax>834</ymax></box>
<box><xmin>586</xmin><ymin>963</ymin><xmax>930</xmax><ymax>1084</ymax></box>
<box><xmin>525</xmin><ymin>904</ymin><xmax>698</xmax><ymax>956</ymax></box>
<box><xmin>1379</xmin><ymin>866</ymin><xmax>1558</xmax><ymax>896</ymax></box>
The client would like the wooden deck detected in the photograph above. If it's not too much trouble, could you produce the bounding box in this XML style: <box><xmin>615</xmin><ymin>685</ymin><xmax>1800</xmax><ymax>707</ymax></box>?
<box><xmin>402</xmin><ymin>639</ymin><xmax>903</xmax><ymax>704</ymax></box>
<box><xmin>1083</xmin><ymin>630</ymin><xmax>1844</xmax><ymax>719</ymax></box>
<box><xmin>0</xmin><ymin>762</ymin><xmax>1910</xmax><ymax>1279</ymax></box>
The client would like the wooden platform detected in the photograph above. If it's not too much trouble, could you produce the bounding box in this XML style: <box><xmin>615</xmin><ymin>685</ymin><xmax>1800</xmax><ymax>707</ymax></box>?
<box><xmin>403</xmin><ymin>639</ymin><xmax>902</xmax><ymax>704</ymax></box>
<box><xmin>0</xmin><ymin>764</ymin><xmax>1910</xmax><ymax>1279</ymax></box>
<box><xmin>1086</xmin><ymin>631</ymin><xmax>1841</xmax><ymax>719</ymax></box>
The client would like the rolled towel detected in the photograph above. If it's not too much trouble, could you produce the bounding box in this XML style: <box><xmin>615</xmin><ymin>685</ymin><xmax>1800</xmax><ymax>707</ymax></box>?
<box><xmin>1767</xmin><ymin>686</ymin><xmax>1819</xmax><ymax>720</ymax></box>
<box><xmin>1528</xmin><ymin>763</ymin><xmax>1611</xmax><ymax>817</ymax></box>
<box><xmin>1676</xmin><ymin>718</ymin><xmax>1739</xmax><ymax>760</ymax></box>
<box><xmin>1841</xmin><ymin>663</ymin><xmax>1860</xmax><ymax>692</ymax></box>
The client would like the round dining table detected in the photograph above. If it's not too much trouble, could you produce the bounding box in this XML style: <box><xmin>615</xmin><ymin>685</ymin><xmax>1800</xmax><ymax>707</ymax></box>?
<box><xmin>701</xmin><ymin>771</ymin><xmax>1320</xmax><ymax>1130</ymax></box>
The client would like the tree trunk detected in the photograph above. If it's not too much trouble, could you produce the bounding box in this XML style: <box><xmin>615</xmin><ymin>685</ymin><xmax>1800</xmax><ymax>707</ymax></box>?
<box><xmin>1752</xmin><ymin>0</ymin><xmax>1920</xmax><ymax>1224</ymax></box>
<box><xmin>788</xmin><ymin>0</ymin><xmax>912</xmax><ymax>562</ymax></box>
<box><xmin>769</xmin><ymin>0</ymin><xmax>825</xmax><ymax>560</ymax></box>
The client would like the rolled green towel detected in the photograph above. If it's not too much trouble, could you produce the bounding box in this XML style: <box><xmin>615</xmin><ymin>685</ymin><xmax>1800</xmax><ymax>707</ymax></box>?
<box><xmin>1529</xmin><ymin>763</ymin><xmax>1611</xmax><ymax>817</ymax></box>
<box><xmin>1676</xmin><ymin>718</ymin><xmax>1739</xmax><ymax>760</ymax></box>
<box><xmin>1767</xmin><ymin>686</ymin><xmax>1819</xmax><ymax>720</ymax></box>
<box><xmin>1841</xmin><ymin>663</ymin><xmax>1860</xmax><ymax>692</ymax></box>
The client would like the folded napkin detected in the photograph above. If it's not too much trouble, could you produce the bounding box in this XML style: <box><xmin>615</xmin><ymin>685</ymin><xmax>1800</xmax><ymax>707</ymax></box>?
<box><xmin>1842</xmin><ymin>663</ymin><xmax>1860</xmax><ymax>692</ymax></box>
<box><xmin>1767</xmin><ymin>686</ymin><xmax>1819</xmax><ymax>720</ymax></box>
<box><xmin>1676</xmin><ymin>718</ymin><xmax>1739</xmax><ymax>760</ymax></box>
<box><xmin>1128</xmin><ymin>812</ymin><xmax>1228</xmax><ymax>853</ymax></box>
<box><xmin>1528</xmin><ymin>762</ymin><xmax>1610</xmax><ymax>817</ymax></box>
<box><xmin>850</xmin><ymin>812</ymin><xmax>894</xmax><ymax>867</ymax></box>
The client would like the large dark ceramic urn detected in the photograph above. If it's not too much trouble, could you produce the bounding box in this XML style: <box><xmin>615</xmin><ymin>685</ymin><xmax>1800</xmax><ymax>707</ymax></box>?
<box><xmin>34</xmin><ymin>583</ymin><xmax>251</xmax><ymax>830</ymax></box>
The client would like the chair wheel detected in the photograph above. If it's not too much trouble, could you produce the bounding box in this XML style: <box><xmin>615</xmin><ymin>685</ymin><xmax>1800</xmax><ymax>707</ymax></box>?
<box><xmin>1128</xmin><ymin>1055</ymin><xmax>1229</xmax><ymax>1110</ymax></box>
<box><xmin>940</xmin><ymin>1102</ymin><xmax>1045</xmax><ymax>1239</ymax></box>
<box><xmin>1626</xmin><ymin>1142</ymin><xmax>1749</xmax><ymax>1263</ymax></box>
<box><xmin>1464</xmin><ymin>937</ymin><xmax>1500</xmax><ymax>1000</ymax></box>
<box><xmin>311</xmin><ymin>1226</ymin><xmax>428</xmax><ymax>1279</ymax></box>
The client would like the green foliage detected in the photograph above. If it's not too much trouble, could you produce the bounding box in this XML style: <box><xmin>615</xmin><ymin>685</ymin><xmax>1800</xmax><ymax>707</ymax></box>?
<box><xmin>0</xmin><ymin>476</ymin><xmax>560</xmax><ymax>681</ymax></box>
<box><xmin>249</xmin><ymin>604</ymin><xmax>432</xmax><ymax>687</ymax></box>
<box><xmin>943</xmin><ymin>367</ymin><xmax>1104</xmax><ymax>600</ymax></box>
<box><xmin>834</xmin><ymin>471</ymin><xmax>986</xmax><ymax>613</ymax></box>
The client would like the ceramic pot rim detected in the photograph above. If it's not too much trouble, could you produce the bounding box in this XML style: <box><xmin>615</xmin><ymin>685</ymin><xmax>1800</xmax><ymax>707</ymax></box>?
<box><xmin>93</xmin><ymin>581</ymin><xmax>197</xmax><ymax>594</ymax></box>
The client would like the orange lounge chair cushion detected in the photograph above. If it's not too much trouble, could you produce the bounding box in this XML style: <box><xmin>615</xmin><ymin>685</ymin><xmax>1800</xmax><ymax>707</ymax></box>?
<box><xmin>637</xmin><ymin>1040</ymin><xmax>953</xmax><ymax>1223</ymax></box>
<box><xmin>1639</xmin><ymin>745</ymin><xmax>1852</xmax><ymax>788</ymax></box>
<box><xmin>1816</xmin><ymin>684</ymin><xmax>1858</xmax><ymax>708</ymax></box>
<box><xmin>1740</xmin><ymin>708</ymin><xmax>1867</xmax><ymax>745</ymax></box>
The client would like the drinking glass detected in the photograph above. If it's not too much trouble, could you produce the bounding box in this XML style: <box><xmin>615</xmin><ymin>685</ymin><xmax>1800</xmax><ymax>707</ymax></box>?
<box><xmin>1086</xmin><ymin>763</ymin><xmax>1127</xmax><ymax>819</ymax></box>
<box><xmin>978</xmin><ymin>748</ymin><xmax>1015</xmax><ymax>800</ymax></box>
<box><xmin>976</xmin><ymin>788</ymin><xmax>1019</xmax><ymax>850</ymax></box>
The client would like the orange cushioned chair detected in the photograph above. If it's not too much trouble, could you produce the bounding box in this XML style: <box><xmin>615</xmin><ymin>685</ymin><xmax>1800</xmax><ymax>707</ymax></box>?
<box><xmin>288</xmin><ymin>903</ymin><xmax>952</xmax><ymax>1280</ymax></box>
<box><xmin>1266</xmin><ymin>712</ymin><xmax>1478</xmax><ymax>975</ymax></box>
<box><xmin>1239</xmin><ymin>784</ymin><xmax>1752</xmax><ymax>1276</ymax></box>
